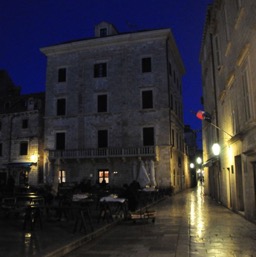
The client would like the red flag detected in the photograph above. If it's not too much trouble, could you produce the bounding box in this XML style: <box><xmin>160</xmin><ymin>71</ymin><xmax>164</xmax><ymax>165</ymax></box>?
<box><xmin>196</xmin><ymin>110</ymin><xmax>205</xmax><ymax>120</ymax></box>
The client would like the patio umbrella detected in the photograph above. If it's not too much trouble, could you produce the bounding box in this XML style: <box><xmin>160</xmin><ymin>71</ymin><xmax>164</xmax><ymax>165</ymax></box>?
<box><xmin>137</xmin><ymin>160</ymin><xmax>150</xmax><ymax>188</ymax></box>
<box><xmin>132</xmin><ymin>161</ymin><xmax>137</xmax><ymax>181</ymax></box>
<box><xmin>149</xmin><ymin>160</ymin><xmax>157</xmax><ymax>187</ymax></box>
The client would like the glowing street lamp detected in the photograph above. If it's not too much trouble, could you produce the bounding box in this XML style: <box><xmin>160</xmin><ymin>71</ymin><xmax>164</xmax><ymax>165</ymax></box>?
<box><xmin>196</xmin><ymin>157</ymin><xmax>202</xmax><ymax>165</ymax></box>
<box><xmin>212</xmin><ymin>143</ymin><xmax>220</xmax><ymax>156</ymax></box>
<box><xmin>30</xmin><ymin>153</ymin><xmax>38</xmax><ymax>164</ymax></box>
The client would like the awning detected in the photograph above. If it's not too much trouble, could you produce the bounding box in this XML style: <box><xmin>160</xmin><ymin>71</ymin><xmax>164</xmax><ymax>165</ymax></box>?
<box><xmin>202</xmin><ymin>157</ymin><xmax>219</xmax><ymax>167</ymax></box>
<box><xmin>4</xmin><ymin>162</ymin><xmax>33</xmax><ymax>168</ymax></box>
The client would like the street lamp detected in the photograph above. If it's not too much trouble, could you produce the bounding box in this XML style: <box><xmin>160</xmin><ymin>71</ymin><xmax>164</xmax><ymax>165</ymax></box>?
<box><xmin>30</xmin><ymin>153</ymin><xmax>38</xmax><ymax>164</ymax></box>
<box><xmin>212</xmin><ymin>143</ymin><xmax>220</xmax><ymax>156</ymax></box>
<box><xmin>196</xmin><ymin>157</ymin><xmax>202</xmax><ymax>165</ymax></box>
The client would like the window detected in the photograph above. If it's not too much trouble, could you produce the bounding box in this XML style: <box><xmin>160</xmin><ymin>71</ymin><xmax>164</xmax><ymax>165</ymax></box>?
<box><xmin>94</xmin><ymin>63</ymin><xmax>107</xmax><ymax>78</ymax></box>
<box><xmin>142</xmin><ymin>90</ymin><xmax>153</xmax><ymax>109</ymax></box>
<box><xmin>0</xmin><ymin>143</ymin><xmax>2</xmax><ymax>156</ymax></box>
<box><xmin>100</xmin><ymin>28</ymin><xmax>107</xmax><ymax>37</ymax></box>
<box><xmin>57</xmin><ymin>98</ymin><xmax>66</xmax><ymax>116</ymax></box>
<box><xmin>22</xmin><ymin>119</ymin><xmax>28</xmax><ymax>129</ymax></box>
<box><xmin>172</xmin><ymin>129</ymin><xmax>175</xmax><ymax>146</ymax></box>
<box><xmin>56</xmin><ymin>132</ymin><xmax>65</xmax><ymax>150</ymax></box>
<box><xmin>215</xmin><ymin>36</ymin><xmax>221</xmax><ymax>69</ymax></box>
<box><xmin>223</xmin><ymin>5</ymin><xmax>230</xmax><ymax>42</ymax></box>
<box><xmin>20</xmin><ymin>142</ymin><xmax>28</xmax><ymax>155</ymax></box>
<box><xmin>98</xmin><ymin>130</ymin><xmax>108</xmax><ymax>148</ymax></box>
<box><xmin>98</xmin><ymin>94</ymin><xmax>108</xmax><ymax>112</ymax></box>
<box><xmin>58</xmin><ymin>170</ymin><xmax>66</xmax><ymax>183</ymax></box>
<box><xmin>58</xmin><ymin>68</ymin><xmax>66</xmax><ymax>82</ymax></box>
<box><xmin>241</xmin><ymin>69</ymin><xmax>251</xmax><ymax>122</ymax></box>
<box><xmin>98</xmin><ymin>170</ymin><xmax>109</xmax><ymax>184</ymax></box>
<box><xmin>142</xmin><ymin>57</ymin><xmax>151</xmax><ymax>73</ymax></box>
<box><xmin>235</xmin><ymin>0</ymin><xmax>241</xmax><ymax>10</ymax></box>
<box><xmin>169</xmin><ymin>61</ymin><xmax>172</xmax><ymax>76</ymax></box>
<box><xmin>143</xmin><ymin>127</ymin><xmax>154</xmax><ymax>146</ymax></box>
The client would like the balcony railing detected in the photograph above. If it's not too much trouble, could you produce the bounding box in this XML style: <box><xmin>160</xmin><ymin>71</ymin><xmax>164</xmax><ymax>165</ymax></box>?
<box><xmin>48</xmin><ymin>146</ymin><xmax>157</xmax><ymax>160</ymax></box>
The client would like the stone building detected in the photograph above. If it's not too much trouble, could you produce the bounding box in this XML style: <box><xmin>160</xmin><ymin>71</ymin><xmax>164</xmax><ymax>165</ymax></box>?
<box><xmin>200</xmin><ymin>0</ymin><xmax>256</xmax><ymax>221</ymax></box>
<box><xmin>41</xmin><ymin>22</ymin><xmax>187</xmax><ymax>193</ymax></box>
<box><xmin>0</xmin><ymin>70</ymin><xmax>45</xmax><ymax>188</ymax></box>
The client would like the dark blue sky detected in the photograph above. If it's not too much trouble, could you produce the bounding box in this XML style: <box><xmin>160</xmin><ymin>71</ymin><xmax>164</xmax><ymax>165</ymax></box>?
<box><xmin>0</xmin><ymin>0</ymin><xmax>213</xmax><ymax>145</ymax></box>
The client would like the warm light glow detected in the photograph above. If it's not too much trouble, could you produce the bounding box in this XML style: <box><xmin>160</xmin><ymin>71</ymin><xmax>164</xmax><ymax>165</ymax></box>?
<box><xmin>196</xmin><ymin>157</ymin><xmax>202</xmax><ymax>164</ymax></box>
<box><xmin>190</xmin><ymin>163</ymin><xmax>195</xmax><ymax>169</ymax></box>
<box><xmin>30</xmin><ymin>153</ymin><xmax>38</xmax><ymax>163</ymax></box>
<box><xmin>212</xmin><ymin>143</ymin><xmax>221</xmax><ymax>156</ymax></box>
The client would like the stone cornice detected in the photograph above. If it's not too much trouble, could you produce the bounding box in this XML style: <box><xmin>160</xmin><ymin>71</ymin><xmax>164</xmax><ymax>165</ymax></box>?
<box><xmin>40</xmin><ymin>29</ymin><xmax>171</xmax><ymax>56</ymax></box>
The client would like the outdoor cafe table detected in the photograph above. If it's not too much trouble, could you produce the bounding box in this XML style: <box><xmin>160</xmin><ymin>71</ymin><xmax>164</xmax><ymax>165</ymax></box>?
<box><xmin>98</xmin><ymin>194</ymin><xmax>128</xmax><ymax>222</ymax></box>
<box><xmin>71</xmin><ymin>194</ymin><xmax>94</xmax><ymax>233</ymax></box>
<box><xmin>139</xmin><ymin>187</ymin><xmax>159</xmax><ymax>205</ymax></box>
<box><xmin>1</xmin><ymin>193</ymin><xmax>45</xmax><ymax>230</ymax></box>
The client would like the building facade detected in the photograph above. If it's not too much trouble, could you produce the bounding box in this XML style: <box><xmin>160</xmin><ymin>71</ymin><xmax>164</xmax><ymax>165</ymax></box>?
<box><xmin>200</xmin><ymin>0</ymin><xmax>256</xmax><ymax>221</ymax></box>
<box><xmin>0</xmin><ymin>70</ymin><xmax>45</xmax><ymax>188</ymax></box>
<box><xmin>41</xmin><ymin>22</ymin><xmax>188</xmax><ymax>193</ymax></box>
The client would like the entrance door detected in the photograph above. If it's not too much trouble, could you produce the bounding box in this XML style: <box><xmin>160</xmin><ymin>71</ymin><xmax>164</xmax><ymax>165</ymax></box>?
<box><xmin>235</xmin><ymin>155</ymin><xmax>244</xmax><ymax>212</ymax></box>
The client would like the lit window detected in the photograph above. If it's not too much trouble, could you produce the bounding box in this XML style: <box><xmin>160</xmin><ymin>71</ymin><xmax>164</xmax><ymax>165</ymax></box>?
<box><xmin>58</xmin><ymin>170</ymin><xmax>66</xmax><ymax>183</ymax></box>
<box><xmin>98</xmin><ymin>170</ymin><xmax>109</xmax><ymax>184</ymax></box>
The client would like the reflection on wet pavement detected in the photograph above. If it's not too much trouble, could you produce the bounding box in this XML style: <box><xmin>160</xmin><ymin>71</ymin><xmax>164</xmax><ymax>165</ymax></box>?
<box><xmin>188</xmin><ymin>184</ymin><xmax>256</xmax><ymax>256</ymax></box>
<box><xmin>65</xmin><ymin>184</ymin><xmax>256</xmax><ymax>257</ymax></box>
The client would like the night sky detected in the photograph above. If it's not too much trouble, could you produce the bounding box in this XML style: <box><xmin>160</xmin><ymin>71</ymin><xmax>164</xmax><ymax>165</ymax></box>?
<box><xmin>0</xmin><ymin>0</ymin><xmax>213</xmax><ymax>147</ymax></box>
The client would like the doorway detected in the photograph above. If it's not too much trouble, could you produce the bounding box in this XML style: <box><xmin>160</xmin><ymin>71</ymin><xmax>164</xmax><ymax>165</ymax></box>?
<box><xmin>235</xmin><ymin>155</ymin><xmax>244</xmax><ymax>212</ymax></box>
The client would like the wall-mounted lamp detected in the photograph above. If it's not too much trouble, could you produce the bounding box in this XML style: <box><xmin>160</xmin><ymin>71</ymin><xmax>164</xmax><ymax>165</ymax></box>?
<box><xmin>196</xmin><ymin>157</ymin><xmax>202</xmax><ymax>164</ymax></box>
<box><xmin>30</xmin><ymin>153</ymin><xmax>38</xmax><ymax>164</ymax></box>
<box><xmin>212</xmin><ymin>143</ymin><xmax>221</xmax><ymax>156</ymax></box>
